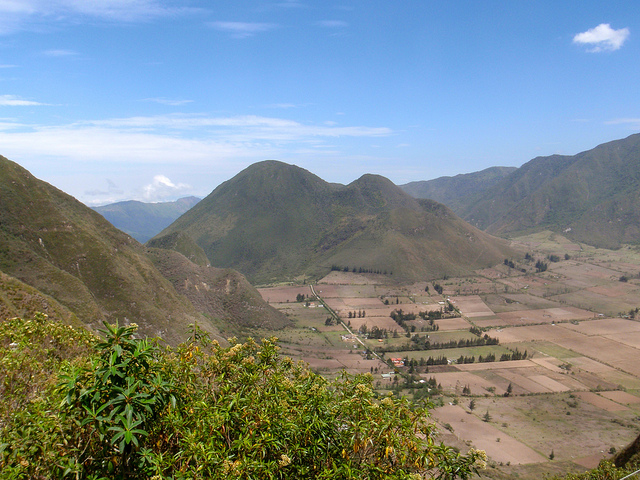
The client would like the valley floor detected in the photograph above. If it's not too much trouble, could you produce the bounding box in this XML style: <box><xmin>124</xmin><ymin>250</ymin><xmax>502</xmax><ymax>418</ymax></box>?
<box><xmin>257</xmin><ymin>231</ymin><xmax>640</xmax><ymax>479</ymax></box>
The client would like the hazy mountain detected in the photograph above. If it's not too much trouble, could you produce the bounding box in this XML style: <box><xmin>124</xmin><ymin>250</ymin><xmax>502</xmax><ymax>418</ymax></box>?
<box><xmin>459</xmin><ymin>133</ymin><xmax>640</xmax><ymax>248</ymax></box>
<box><xmin>0</xmin><ymin>155</ymin><xmax>287</xmax><ymax>342</ymax></box>
<box><xmin>93</xmin><ymin>196</ymin><xmax>200</xmax><ymax>243</ymax></box>
<box><xmin>400</xmin><ymin>166</ymin><xmax>516</xmax><ymax>211</ymax></box>
<box><xmin>151</xmin><ymin>160</ymin><xmax>515</xmax><ymax>284</ymax></box>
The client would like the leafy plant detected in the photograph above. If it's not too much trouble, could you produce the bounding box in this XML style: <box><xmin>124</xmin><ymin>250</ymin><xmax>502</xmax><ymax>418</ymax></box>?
<box><xmin>1</xmin><ymin>314</ymin><xmax>488</xmax><ymax>479</ymax></box>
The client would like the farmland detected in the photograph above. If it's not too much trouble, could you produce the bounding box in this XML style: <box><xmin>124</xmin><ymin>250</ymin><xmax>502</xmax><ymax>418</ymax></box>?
<box><xmin>257</xmin><ymin>231</ymin><xmax>640</xmax><ymax>479</ymax></box>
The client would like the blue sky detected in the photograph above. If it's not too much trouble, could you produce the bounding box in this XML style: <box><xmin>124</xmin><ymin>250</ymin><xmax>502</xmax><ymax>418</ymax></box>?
<box><xmin>0</xmin><ymin>1</ymin><xmax>638</xmax><ymax>205</ymax></box>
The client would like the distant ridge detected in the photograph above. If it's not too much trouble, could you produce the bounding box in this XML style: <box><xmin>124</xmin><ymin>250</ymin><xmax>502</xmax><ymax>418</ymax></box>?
<box><xmin>458</xmin><ymin>133</ymin><xmax>640</xmax><ymax>248</ymax></box>
<box><xmin>400</xmin><ymin>166</ymin><xmax>516</xmax><ymax>211</ymax></box>
<box><xmin>93</xmin><ymin>196</ymin><xmax>200</xmax><ymax>243</ymax></box>
<box><xmin>151</xmin><ymin>160</ymin><xmax>515</xmax><ymax>284</ymax></box>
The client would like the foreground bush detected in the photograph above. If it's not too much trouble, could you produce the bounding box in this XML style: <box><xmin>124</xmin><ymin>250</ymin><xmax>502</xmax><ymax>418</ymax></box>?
<box><xmin>1</xmin><ymin>315</ymin><xmax>486</xmax><ymax>479</ymax></box>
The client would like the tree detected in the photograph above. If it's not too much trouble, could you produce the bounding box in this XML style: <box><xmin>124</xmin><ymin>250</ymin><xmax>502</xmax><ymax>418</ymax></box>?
<box><xmin>549</xmin><ymin>449</ymin><xmax>555</xmax><ymax>460</ymax></box>
<box><xmin>483</xmin><ymin>410</ymin><xmax>491</xmax><ymax>422</ymax></box>
<box><xmin>504</xmin><ymin>382</ymin><xmax>513</xmax><ymax>397</ymax></box>
<box><xmin>469</xmin><ymin>399</ymin><xmax>476</xmax><ymax>411</ymax></box>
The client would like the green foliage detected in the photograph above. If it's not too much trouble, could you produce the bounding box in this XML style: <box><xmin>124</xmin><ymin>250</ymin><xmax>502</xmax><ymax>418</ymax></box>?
<box><xmin>1</xmin><ymin>314</ymin><xmax>487</xmax><ymax>479</ymax></box>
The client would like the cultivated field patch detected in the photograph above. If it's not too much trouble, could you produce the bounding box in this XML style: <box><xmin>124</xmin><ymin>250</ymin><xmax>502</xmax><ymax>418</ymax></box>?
<box><xmin>559</xmin><ymin>318</ymin><xmax>640</xmax><ymax>336</ymax></box>
<box><xmin>258</xmin><ymin>285</ymin><xmax>311</xmax><ymax>303</ymax></box>
<box><xmin>599</xmin><ymin>390</ymin><xmax>640</xmax><ymax>405</ymax></box>
<box><xmin>455</xmin><ymin>360</ymin><xmax>534</xmax><ymax>372</ymax></box>
<box><xmin>432</xmin><ymin>405</ymin><xmax>547</xmax><ymax>465</ymax></box>
<box><xmin>450</xmin><ymin>295</ymin><xmax>495</xmax><ymax>317</ymax></box>
<box><xmin>602</xmin><ymin>331</ymin><xmax>640</xmax><ymax>349</ymax></box>
<box><xmin>425</xmin><ymin>371</ymin><xmax>505</xmax><ymax>396</ymax></box>
<box><xmin>433</xmin><ymin>317</ymin><xmax>472</xmax><ymax>331</ymax></box>
<box><xmin>489</xmin><ymin>306</ymin><xmax>594</xmax><ymax>327</ymax></box>
<box><xmin>574</xmin><ymin>392</ymin><xmax>629</xmax><ymax>412</ymax></box>
<box><xmin>527</xmin><ymin>374</ymin><xmax>571</xmax><ymax>392</ymax></box>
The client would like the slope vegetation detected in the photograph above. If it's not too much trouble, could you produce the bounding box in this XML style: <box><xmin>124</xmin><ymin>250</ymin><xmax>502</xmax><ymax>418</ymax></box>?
<box><xmin>152</xmin><ymin>161</ymin><xmax>514</xmax><ymax>284</ymax></box>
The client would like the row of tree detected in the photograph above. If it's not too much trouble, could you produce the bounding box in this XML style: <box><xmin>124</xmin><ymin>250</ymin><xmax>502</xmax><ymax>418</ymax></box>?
<box><xmin>330</xmin><ymin>265</ymin><xmax>392</xmax><ymax>275</ymax></box>
<box><xmin>377</xmin><ymin>333</ymin><xmax>500</xmax><ymax>354</ymax></box>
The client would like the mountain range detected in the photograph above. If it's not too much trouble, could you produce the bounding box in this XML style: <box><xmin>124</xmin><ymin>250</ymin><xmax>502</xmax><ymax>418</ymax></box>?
<box><xmin>150</xmin><ymin>160</ymin><xmax>514</xmax><ymax>284</ymax></box>
<box><xmin>405</xmin><ymin>133</ymin><xmax>640</xmax><ymax>248</ymax></box>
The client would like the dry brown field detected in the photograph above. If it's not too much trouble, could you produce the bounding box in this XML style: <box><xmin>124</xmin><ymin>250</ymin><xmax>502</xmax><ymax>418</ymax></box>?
<box><xmin>433</xmin><ymin>405</ymin><xmax>547</xmax><ymax>465</ymax></box>
<box><xmin>257</xmin><ymin>285</ymin><xmax>311</xmax><ymax>303</ymax></box>
<box><xmin>560</xmin><ymin>318</ymin><xmax>640</xmax><ymax>335</ymax></box>
<box><xmin>450</xmin><ymin>295</ymin><xmax>495</xmax><ymax>317</ymax></box>
<box><xmin>481</xmin><ymin>306</ymin><xmax>594</xmax><ymax>328</ymax></box>
<box><xmin>574</xmin><ymin>391</ymin><xmax>629</xmax><ymax>412</ymax></box>
<box><xmin>600</xmin><ymin>390</ymin><xmax>640</xmax><ymax>404</ymax></box>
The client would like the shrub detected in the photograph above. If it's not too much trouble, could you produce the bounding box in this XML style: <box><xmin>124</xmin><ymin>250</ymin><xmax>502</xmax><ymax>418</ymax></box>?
<box><xmin>1</xmin><ymin>315</ymin><xmax>487</xmax><ymax>479</ymax></box>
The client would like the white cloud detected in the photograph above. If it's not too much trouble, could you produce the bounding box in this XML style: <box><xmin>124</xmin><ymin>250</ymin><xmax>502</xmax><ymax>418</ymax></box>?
<box><xmin>208</xmin><ymin>21</ymin><xmax>278</xmax><ymax>38</ymax></box>
<box><xmin>573</xmin><ymin>23</ymin><xmax>630</xmax><ymax>52</ymax></box>
<box><xmin>0</xmin><ymin>94</ymin><xmax>48</xmax><ymax>105</ymax></box>
<box><xmin>143</xmin><ymin>174</ymin><xmax>190</xmax><ymax>202</ymax></box>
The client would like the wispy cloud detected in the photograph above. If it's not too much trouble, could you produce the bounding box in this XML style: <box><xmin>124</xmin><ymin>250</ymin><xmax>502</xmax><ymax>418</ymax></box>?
<box><xmin>573</xmin><ymin>23</ymin><xmax>630</xmax><ymax>52</ymax></box>
<box><xmin>263</xmin><ymin>102</ymin><xmax>312</xmax><ymax>109</ymax></box>
<box><xmin>317</xmin><ymin>20</ymin><xmax>348</xmax><ymax>28</ymax></box>
<box><xmin>605</xmin><ymin>118</ymin><xmax>640</xmax><ymax>129</ymax></box>
<box><xmin>142</xmin><ymin>97</ymin><xmax>194</xmax><ymax>106</ymax></box>
<box><xmin>42</xmin><ymin>49</ymin><xmax>78</xmax><ymax>57</ymax></box>
<box><xmin>208</xmin><ymin>21</ymin><xmax>278</xmax><ymax>38</ymax></box>
<box><xmin>84</xmin><ymin>179</ymin><xmax>124</xmax><ymax>199</ymax></box>
<box><xmin>0</xmin><ymin>0</ymin><xmax>198</xmax><ymax>35</ymax></box>
<box><xmin>82</xmin><ymin>114</ymin><xmax>392</xmax><ymax>140</ymax></box>
<box><xmin>0</xmin><ymin>114</ymin><xmax>392</xmax><ymax>166</ymax></box>
<box><xmin>0</xmin><ymin>94</ymin><xmax>48</xmax><ymax>106</ymax></box>
<box><xmin>274</xmin><ymin>1</ymin><xmax>306</xmax><ymax>8</ymax></box>
<box><xmin>0</xmin><ymin>64</ymin><xmax>17</xmax><ymax>68</ymax></box>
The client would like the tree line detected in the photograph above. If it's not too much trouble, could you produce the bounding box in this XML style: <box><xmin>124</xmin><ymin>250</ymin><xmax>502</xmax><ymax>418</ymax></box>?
<box><xmin>330</xmin><ymin>265</ymin><xmax>392</xmax><ymax>276</ymax></box>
